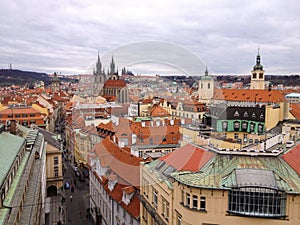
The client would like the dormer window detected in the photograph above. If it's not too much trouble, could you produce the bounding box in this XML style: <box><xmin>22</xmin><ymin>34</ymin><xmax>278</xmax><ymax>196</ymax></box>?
<box><xmin>122</xmin><ymin>186</ymin><xmax>135</xmax><ymax>205</ymax></box>
<box><xmin>234</xmin><ymin>111</ymin><xmax>239</xmax><ymax>117</ymax></box>
<box><xmin>243</xmin><ymin>111</ymin><xmax>248</xmax><ymax>117</ymax></box>
<box><xmin>108</xmin><ymin>174</ymin><xmax>118</xmax><ymax>191</ymax></box>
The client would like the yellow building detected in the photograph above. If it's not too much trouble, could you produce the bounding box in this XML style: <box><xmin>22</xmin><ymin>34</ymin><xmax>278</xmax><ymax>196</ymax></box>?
<box><xmin>37</xmin><ymin>127</ymin><xmax>64</xmax><ymax>196</ymax></box>
<box><xmin>46</xmin><ymin>144</ymin><xmax>63</xmax><ymax>196</ymax></box>
<box><xmin>141</xmin><ymin>143</ymin><xmax>300</xmax><ymax>225</ymax></box>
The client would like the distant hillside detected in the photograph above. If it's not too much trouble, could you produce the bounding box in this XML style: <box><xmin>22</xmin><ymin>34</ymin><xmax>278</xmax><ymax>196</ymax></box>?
<box><xmin>0</xmin><ymin>69</ymin><xmax>51</xmax><ymax>86</ymax></box>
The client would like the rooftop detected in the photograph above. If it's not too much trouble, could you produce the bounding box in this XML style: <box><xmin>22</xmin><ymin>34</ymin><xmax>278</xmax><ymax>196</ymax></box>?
<box><xmin>171</xmin><ymin>154</ymin><xmax>300</xmax><ymax>193</ymax></box>
<box><xmin>0</xmin><ymin>132</ymin><xmax>25</xmax><ymax>186</ymax></box>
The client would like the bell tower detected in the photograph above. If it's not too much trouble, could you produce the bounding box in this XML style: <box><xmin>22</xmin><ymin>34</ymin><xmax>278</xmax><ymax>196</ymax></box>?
<box><xmin>250</xmin><ymin>48</ymin><xmax>265</xmax><ymax>90</ymax></box>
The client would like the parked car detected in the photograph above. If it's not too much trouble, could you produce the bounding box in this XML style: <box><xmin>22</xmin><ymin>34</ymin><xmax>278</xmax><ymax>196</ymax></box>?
<box><xmin>64</xmin><ymin>182</ymin><xmax>70</xmax><ymax>189</ymax></box>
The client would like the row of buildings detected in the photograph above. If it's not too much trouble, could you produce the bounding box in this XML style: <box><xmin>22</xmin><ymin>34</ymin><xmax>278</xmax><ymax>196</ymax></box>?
<box><xmin>62</xmin><ymin>52</ymin><xmax>300</xmax><ymax>225</ymax></box>
<box><xmin>0</xmin><ymin>51</ymin><xmax>299</xmax><ymax>225</ymax></box>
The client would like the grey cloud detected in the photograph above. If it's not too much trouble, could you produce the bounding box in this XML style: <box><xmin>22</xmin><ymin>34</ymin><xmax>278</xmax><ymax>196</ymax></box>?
<box><xmin>0</xmin><ymin>0</ymin><xmax>299</xmax><ymax>74</ymax></box>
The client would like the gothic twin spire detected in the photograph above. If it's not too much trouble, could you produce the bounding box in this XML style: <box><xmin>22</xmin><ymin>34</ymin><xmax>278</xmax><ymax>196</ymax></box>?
<box><xmin>94</xmin><ymin>51</ymin><xmax>116</xmax><ymax>76</ymax></box>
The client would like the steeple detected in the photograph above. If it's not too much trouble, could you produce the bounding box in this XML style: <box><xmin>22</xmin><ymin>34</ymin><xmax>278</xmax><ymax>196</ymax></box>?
<box><xmin>253</xmin><ymin>46</ymin><xmax>263</xmax><ymax>71</ymax></box>
<box><xmin>109</xmin><ymin>55</ymin><xmax>116</xmax><ymax>75</ymax></box>
<box><xmin>250</xmin><ymin>47</ymin><xmax>265</xmax><ymax>90</ymax></box>
<box><xmin>205</xmin><ymin>66</ymin><xmax>208</xmax><ymax>76</ymax></box>
<box><xmin>95</xmin><ymin>51</ymin><xmax>102</xmax><ymax>74</ymax></box>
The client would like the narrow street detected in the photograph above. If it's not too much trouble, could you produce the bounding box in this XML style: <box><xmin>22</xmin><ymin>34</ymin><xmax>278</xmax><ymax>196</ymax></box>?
<box><xmin>62</xmin><ymin>159</ymin><xmax>92</xmax><ymax>225</ymax></box>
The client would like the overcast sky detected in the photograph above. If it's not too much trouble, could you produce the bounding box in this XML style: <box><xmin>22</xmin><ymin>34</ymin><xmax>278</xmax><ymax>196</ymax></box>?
<box><xmin>0</xmin><ymin>0</ymin><xmax>299</xmax><ymax>75</ymax></box>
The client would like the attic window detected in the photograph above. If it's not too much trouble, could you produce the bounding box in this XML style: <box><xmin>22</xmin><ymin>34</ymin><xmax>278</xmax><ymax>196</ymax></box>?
<box><xmin>260</xmin><ymin>113</ymin><xmax>264</xmax><ymax>119</ymax></box>
<box><xmin>252</xmin><ymin>112</ymin><xmax>256</xmax><ymax>118</ymax></box>
<box><xmin>162</xmin><ymin>166</ymin><xmax>176</xmax><ymax>177</ymax></box>
<box><xmin>243</xmin><ymin>111</ymin><xmax>249</xmax><ymax>117</ymax></box>
<box><xmin>234</xmin><ymin>111</ymin><xmax>240</xmax><ymax>117</ymax></box>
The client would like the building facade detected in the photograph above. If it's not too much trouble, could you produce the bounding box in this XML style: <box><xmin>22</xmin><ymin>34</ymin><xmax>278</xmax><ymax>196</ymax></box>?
<box><xmin>141</xmin><ymin>143</ymin><xmax>300</xmax><ymax>225</ymax></box>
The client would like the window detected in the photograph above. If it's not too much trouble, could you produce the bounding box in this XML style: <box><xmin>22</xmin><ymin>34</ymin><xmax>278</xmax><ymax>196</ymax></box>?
<box><xmin>181</xmin><ymin>190</ymin><xmax>184</xmax><ymax>203</ymax></box>
<box><xmin>186</xmin><ymin>193</ymin><xmax>190</xmax><ymax>207</ymax></box>
<box><xmin>54</xmin><ymin>167</ymin><xmax>59</xmax><ymax>177</ymax></box>
<box><xmin>22</xmin><ymin>114</ymin><xmax>28</xmax><ymax>117</ymax></box>
<box><xmin>200</xmin><ymin>196</ymin><xmax>206</xmax><ymax>211</ymax></box>
<box><xmin>142</xmin><ymin>207</ymin><xmax>148</xmax><ymax>222</ymax></box>
<box><xmin>234</xmin><ymin>121</ymin><xmax>240</xmax><ymax>131</ymax></box>
<box><xmin>234</xmin><ymin>133</ymin><xmax>239</xmax><ymax>139</ymax></box>
<box><xmin>144</xmin><ymin>180</ymin><xmax>149</xmax><ymax>198</ymax></box>
<box><xmin>253</xmin><ymin>73</ymin><xmax>257</xmax><ymax>79</ymax></box>
<box><xmin>208</xmin><ymin>83</ymin><xmax>210</xmax><ymax>89</ymax></box>
<box><xmin>162</xmin><ymin>197</ymin><xmax>169</xmax><ymax>221</ymax></box>
<box><xmin>30</xmin><ymin>113</ymin><xmax>35</xmax><ymax>117</ymax></box>
<box><xmin>234</xmin><ymin>110</ymin><xmax>240</xmax><ymax>117</ymax></box>
<box><xmin>242</xmin><ymin>121</ymin><xmax>248</xmax><ymax>131</ymax></box>
<box><xmin>222</xmin><ymin>121</ymin><xmax>228</xmax><ymax>131</ymax></box>
<box><xmin>228</xmin><ymin>187</ymin><xmax>286</xmax><ymax>218</ymax></box>
<box><xmin>153</xmin><ymin>190</ymin><xmax>158</xmax><ymax>209</ymax></box>
<box><xmin>54</xmin><ymin>156</ymin><xmax>59</xmax><ymax>165</ymax></box>
<box><xmin>259</xmin><ymin>73</ymin><xmax>263</xmax><ymax>79</ymax></box>
<box><xmin>201</xmin><ymin>83</ymin><xmax>203</xmax><ymax>89</ymax></box>
<box><xmin>130</xmin><ymin>217</ymin><xmax>133</xmax><ymax>225</ymax></box>
<box><xmin>193</xmin><ymin>195</ymin><xmax>198</xmax><ymax>209</ymax></box>
<box><xmin>176</xmin><ymin>214</ymin><xmax>182</xmax><ymax>225</ymax></box>
<box><xmin>138</xmin><ymin>151</ymin><xmax>143</xmax><ymax>158</ymax></box>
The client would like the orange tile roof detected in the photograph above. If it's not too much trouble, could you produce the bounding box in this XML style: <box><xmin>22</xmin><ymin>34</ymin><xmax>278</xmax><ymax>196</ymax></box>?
<box><xmin>0</xmin><ymin>107</ymin><xmax>41</xmax><ymax>115</ymax></box>
<box><xmin>213</xmin><ymin>89</ymin><xmax>286</xmax><ymax>103</ymax></box>
<box><xmin>160</xmin><ymin>143</ymin><xmax>215</xmax><ymax>172</ymax></box>
<box><xmin>282</xmin><ymin>143</ymin><xmax>300</xmax><ymax>175</ymax></box>
<box><xmin>94</xmin><ymin>137</ymin><xmax>142</xmax><ymax>186</ymax></box>
<box><xmin>290</xmin><ymin>103</ymin><xmax>300</xmax><ymax>120</ymax></box>
<box><xmin>149</xmin><ymin>104</ymin><xmax>170</xmax><ymax>117</ymax></box>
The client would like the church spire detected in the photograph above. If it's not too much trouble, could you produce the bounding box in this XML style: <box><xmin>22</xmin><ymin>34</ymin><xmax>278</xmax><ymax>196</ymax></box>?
<box><xmin>94</xmin><ymin>51</ymin><xmax>102</xmax><ymax>75</ymax></box>
<box><xmin>204</xmin><ymin>66</ymin><xmax>208</xmax><ymax>76</ymax></box>
<box><xmin>253</xmin><ymin>46</ymin><xmax>263</xmax><ymax>71</ymax></box>
<box><xmin>109</xmin><ymin>54</ymin><xmax>116</xmax><ymax>75</ymax></box>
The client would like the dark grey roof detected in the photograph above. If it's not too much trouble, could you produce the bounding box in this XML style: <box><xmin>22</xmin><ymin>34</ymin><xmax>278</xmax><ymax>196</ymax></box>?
<box><xmin>36</xmin><ymin>127</ymin><xmax>61</xmax><ymax>149</ymax></box>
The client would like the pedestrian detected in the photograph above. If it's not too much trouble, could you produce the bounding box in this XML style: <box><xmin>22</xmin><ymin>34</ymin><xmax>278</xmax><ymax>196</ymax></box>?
<box><xmin>70</xmin><ymin>195</ymin><xmax>72</xmax><ymax>201</ymax></box>
<box><xmin>58</xmin><ymin>206</ymin><xmax>61</xmax><ymax>213</ymax></box>
<box><xmin>71</xmin><ymin>186</ymin><xmax>74</xmax><ymax>193</ymax></box>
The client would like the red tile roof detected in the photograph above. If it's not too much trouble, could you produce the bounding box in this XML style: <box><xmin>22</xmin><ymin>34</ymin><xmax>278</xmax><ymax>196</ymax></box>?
<box><xmin>103</xmin><ymin>182</ymin><xmax>140</xmax><ymax>218</ymax></box>
<box><xmin>282</xmin><ymin>143</ymin><xmax>300</xmax><ymax>175</ymax></box>
<box><xmin>103</xmin><ymin>79</ymin><xmax>126</xmax><ymax>88</ymax></box>
<box><xmin>213</xmin><ymin>89</ymin><xmax>286</xmax><ymax>103</ymax></box>
<box><xmin>160</xmin><ymin>143</ymin><xmax>215</xmax><ymax>172</ymax></box>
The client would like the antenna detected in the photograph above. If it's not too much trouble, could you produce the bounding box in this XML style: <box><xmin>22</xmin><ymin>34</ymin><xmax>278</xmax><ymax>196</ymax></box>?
<box><xmin>258</xmin><ymin>45</ymin><xmax>260</xmax><ymax>55</ymax></box>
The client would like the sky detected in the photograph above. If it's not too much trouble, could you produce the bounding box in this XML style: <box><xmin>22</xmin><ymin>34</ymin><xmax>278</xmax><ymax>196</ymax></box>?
<box><xmin>0</xmin><ymin>0</ymin><xmax>299</xmax><ymax>75</ymax></box>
